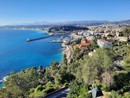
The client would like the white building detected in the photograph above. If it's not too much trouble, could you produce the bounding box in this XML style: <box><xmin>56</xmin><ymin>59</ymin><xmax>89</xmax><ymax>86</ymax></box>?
<box><xmin>117</xmin><ymin>37</ymin><xmax>128</xmax><ymax>42</ymax></box>
<box><xmin>97</xmin><ymin>39</ymin><xmax>112</xmax><ymax>48</ymax></box>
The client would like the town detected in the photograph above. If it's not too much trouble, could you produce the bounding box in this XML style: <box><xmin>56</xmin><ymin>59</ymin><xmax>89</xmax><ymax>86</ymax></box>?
<box><xmin>1</xmin><ymin>0</ymin><xmax>130</xmax><ymax>97</ymax></box>
<box><xmin>1</xmin><ymin>23</ymin><xmax>130</xmax><ymax>97</ymax></box>
<box><xmin>41</xmin><ymin>24</ymin><xmax>129</xmax><ymax>64</ymax></box>
<box><xmin>1</xmin><ymin>21</ymin><xmax>130</xmax><ymax>97</ymax></box>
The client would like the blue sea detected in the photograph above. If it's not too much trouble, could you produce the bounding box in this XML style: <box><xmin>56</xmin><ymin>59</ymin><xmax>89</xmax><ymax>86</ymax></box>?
<box><xmin>0</xmin><ymin>82</ymin><xmax>3</xmax><ymax>88</ymax></box>
<box><xmin>0</xmin><ymin>30</ymin><xmax>63</xmax><ymax>80</ymax></box>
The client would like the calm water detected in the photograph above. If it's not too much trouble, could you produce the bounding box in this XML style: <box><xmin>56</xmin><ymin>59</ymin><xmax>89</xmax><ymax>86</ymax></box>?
<box><xmin>0</xmin><ymin>82</ymin><xmax>3</xmax><ymax>88</ymax></box>
<box><xmin>0</xmin><ymin>30</ymin><xmax>63</xmax><ymax>79</ymax></box>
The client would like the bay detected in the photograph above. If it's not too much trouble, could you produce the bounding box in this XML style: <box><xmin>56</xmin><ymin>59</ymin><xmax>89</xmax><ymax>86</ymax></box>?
<box><xmin>0</xmin><ymin>30</ymin><xmax>63</xmax><ymax>79</ymax></box>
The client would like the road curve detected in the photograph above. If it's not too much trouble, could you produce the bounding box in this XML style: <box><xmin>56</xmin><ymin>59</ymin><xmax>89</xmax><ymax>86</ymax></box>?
<box><xmin>46</xmin><ymin>87</ymin><xmax>68</xmax><ymax>98</ymax></box>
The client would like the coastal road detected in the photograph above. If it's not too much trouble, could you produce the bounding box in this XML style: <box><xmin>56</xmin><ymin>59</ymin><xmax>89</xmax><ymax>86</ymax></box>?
<box><xmin>46</xmin><ymin>87</ymin><xmax>69</xmax><ymax>98</ymax></box>
<box><xmin>67</xmin><ymin>45</ymin><xmax>73</xmax><ymax>63</ymax></box>
<box><xmin>69</xmin><ymin>45</ymin><xmax>73</xmax><ymax>60</ymax></box>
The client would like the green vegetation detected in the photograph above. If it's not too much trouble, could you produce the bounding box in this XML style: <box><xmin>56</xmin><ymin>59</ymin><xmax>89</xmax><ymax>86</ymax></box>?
<box><xmin>0</xmin><ymin>27</ymin><xmax>130</xmax><ymax>98</ymax></box>
<box><xmin>108</xmin><ymin>91</ymin><xmax>122</xmax><ymax>98</ymax></box>
<box><xmin>68</xmin><ymin>80</ymin><xmax>91</xmax><ymax>98</ymax></box>
<box><xmin>118</xmin><ymin>27</ymin><xmax>130</xmax><ymax>38</ymax></box>
<box><xmin>123</xmin><ymin>27</ymin><xmax>130</xmax><ymax>37</ymax></box>
<box><xmin>29</xmin><ymin>83</ymin><xmax>55</xmax><ymax>98</ymax></box>
<box><xmin>123</xmin><ymin>45</ymin><xmax>130</xmax><ymax>67</ymax></box>
<box><xmin>0</xmin><ymin>67</ymin><xmax>39</xmax><ymax>98</ymax></box>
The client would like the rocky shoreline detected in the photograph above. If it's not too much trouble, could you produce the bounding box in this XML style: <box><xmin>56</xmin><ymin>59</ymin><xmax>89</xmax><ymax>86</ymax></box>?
<box><xmin>62</xmin><ymin>43</ymin><xmax>73</xmax><ymax>63</ymax></box>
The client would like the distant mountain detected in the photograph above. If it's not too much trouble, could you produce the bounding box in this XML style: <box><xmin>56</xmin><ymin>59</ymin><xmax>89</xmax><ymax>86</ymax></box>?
<box><xmin>60</xmin><ymin>20</ymin><xmax>109</xmax><ymax>25</ymax></box>
<box><xmin>8</xmin><ymin>20</ymin><xmax>109</xmax><ymax>25</ymax></box>
<box><xmin>19</xmin><ymin>20</ymin><xmax>130</xmax><ymax>26</ymax></box>
<box><xmin>0</xmin><ymin>19</ymin><xmax>130</xmax><ymax>29</ymax></box>
<box><xmin>28</xmin><ymin>20</ymin><xmax>109</xmax><ymax>26</ymax></box>
<box><xmin>112</xmin><ymin>20</ymin><xmax>130</xmax><ymax>25</ymax></box>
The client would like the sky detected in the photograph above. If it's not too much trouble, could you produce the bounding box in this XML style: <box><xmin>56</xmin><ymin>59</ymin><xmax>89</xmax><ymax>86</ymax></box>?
<box><xmin>0</xmin><ymin>0</ymin><xmax>130</xmax><ymax>25</ymax></box>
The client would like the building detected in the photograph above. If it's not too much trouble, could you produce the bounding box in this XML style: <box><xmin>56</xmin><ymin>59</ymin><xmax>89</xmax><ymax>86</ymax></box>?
<box><xmin>62</xmin><ymin>37</ymin><xmax>71</xmax><ymax>45</ymax></box>
<box><xmin>97</xmin><ymin>39</ymin><xmax>112</xmax><ymax>48</ymax></box>
<box><xmin>73</xmin><ymin>37</ymin><xmax>93</xmax><ymax>49</ymax></box>
<box><xmin>91</xmin><ymin>86</ymin><xmax>103</xmax><ymax>98</ymax></box>
<box><xmin>70</xmin><ymin>33</ymin><xmax>83</xmax><ymax>39</ymax></box>
<box><xmin>78</xmin><ymin>37</ymin><xmax>93</xmax><ymax>49</ymax></box>
<box><xmin>117</xmin><ymin>37</ymin><xmax>128</xmax><ymax>42</ymax></box>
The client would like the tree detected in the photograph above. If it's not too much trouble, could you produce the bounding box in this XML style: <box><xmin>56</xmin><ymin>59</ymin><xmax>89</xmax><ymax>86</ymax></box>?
<box><xmin>111</xmin><ymin>72</ymin><xmax>130</xmax><ymax>93</ymax></box>
<box><xmin>82</xmin><ymin>56</ymin><xmax>99</xmax><ymax>84</ymax></box>
<box><xmin>90</xmin><ymin>40</ymin><xmax>99</xmax><ymax>49</ymax></box>
<box><xmin>54</xmin><ymin>73</ymin><xmax>62</xmax><ymax>86</ymax></box>
<box><xmin>108</xmin><ymin>91</ymin><xmax>122</xmax><ymax>98</ymax></box>
<box><xmin>119</xmin><ymin>32</ymin><xmax>124</xmax><ymax>36</ymax></box>
<box><xmin>82</xmin><ymin>48</ymin><xmax>114</xmax><ymax>84</ymax></box>
<box><xmin>68</xmin><ymin>80</ymin><xmax>90</xmax><ymax>98</ymax></box>
<box><xmin>73</xmin><ymin>48</ymin><xmax>84</xmax><ymax>60</ymax></box>
<box><xmin>38</xmin><ymin>66</ymin><xmax>45</xmax><ymax>79</ymax></box>
<box><xmin>125</xmin><ymin>45</ymin><xmax>130</xmax><ymax>56</ymax></box>
<box><xmin>4</xmin><ymin>67</ymin><xmax>39</xmax><ymax>98</ymax></box>
<box><xmin>123</xmin><ymin>27</ymin><xmax>130</xmax><ymax>38</ymax></box>
<box><xmin>123</xmin><ymin>56</ymin><xmax>130</xmax><ymax>67</ymax></box>
<box><xmin>29</xmin><ymin>85</ymin><xmax>46</xmax><ymax>98</ymax></box>
<box><xmin>50</xmin><ymin>61</ymin><xmax>59</xmax><ymax>71</ymax></box>
<box><xmin>74</xmin><ymin>47</ymin><xmax>80</xmax><ymax>55</ymax></box>
<box><xmin>62</xmin><ymin>54</ymin><xmax>67</xmax><ymax>65</ymax></box>
<box><xmin>123</xmin><ymin>45</ymin><xmax>130</xmax><ymax>67</ymax></box>
<box><xmin>101</xmin><ymin>71</ymin><xmax>114</xmax><ymax>87</ymax></box>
